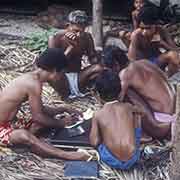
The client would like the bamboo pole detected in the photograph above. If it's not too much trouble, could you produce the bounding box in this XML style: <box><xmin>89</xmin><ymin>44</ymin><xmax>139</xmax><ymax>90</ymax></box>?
<box><xmin>170</xmin><ymin>84</ymin><xmax>180</xmax><ymax>180</ymax></box>
<box><xmin>92</xmin><ymin>0</ymin><xmax>103</xmax><ymax>49</ymax></box>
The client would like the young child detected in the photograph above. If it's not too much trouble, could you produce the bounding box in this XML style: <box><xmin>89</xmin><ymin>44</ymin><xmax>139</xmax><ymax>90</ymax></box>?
<box><xmin>128</xmin><ymin>5</ymin><xmax>180</xmax><ymax>76</ymax></box>
<box><xmin>90</xmin><ymin>70</ymin><xmax>143</xmax><ymax>169</ymax></box>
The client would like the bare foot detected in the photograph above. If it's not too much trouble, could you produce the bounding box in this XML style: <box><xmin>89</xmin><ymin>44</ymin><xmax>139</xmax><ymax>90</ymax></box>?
<box><xmin>75</xmin><ymin>151</ymin><xmax>91</xmax><ymax>161</ymax></box>
<box><xmin>141</xmin><ymin>132</ymin><xmax>153</xmax><ymax>144</ymax></box>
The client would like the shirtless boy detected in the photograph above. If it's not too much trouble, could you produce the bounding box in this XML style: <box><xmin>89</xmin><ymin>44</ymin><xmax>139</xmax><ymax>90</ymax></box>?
<box><xmin>132</xmin><ymin>0</ymin><xmax>144</xmax><ymax>29</ymax></box>
<box><xmin>105</xmin><ymin>0</ymin><xmax>144</xmax><ymax>48</ymax></box>
<box><xmin>48</xmin><ymin>10</ymin><xmax>103</xmax><ymax>98</ymax></box>
<box><xmin>0</xmin><ymin>48</ymin><xmax>88</xmax><ymax>160</ymax></box>
<box><xmin>128</xmin><ymin>5</ymin><xmax>180</xmax><ymax>76</ymax></box>
<box><xmin>90</xmin><ymin>70</ymin><xmax>143</xmax><ymax>169</ymax></box>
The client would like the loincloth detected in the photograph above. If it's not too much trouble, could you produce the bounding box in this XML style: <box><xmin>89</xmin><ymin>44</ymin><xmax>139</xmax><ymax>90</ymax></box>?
<box><xmin>0</xmin><ymin>118</ymin><xmax>32</xmax><ymax>146</ymax></box>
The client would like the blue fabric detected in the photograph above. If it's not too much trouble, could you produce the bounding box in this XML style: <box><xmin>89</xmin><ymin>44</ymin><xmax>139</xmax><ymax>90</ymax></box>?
<box><xmin>64</xmin><ymin>161</ymin><xmax>98</xmax><ymax>177</ymax></box>
<box><xmin>98</xmin><ymin>128</ymin><xmax>142</xmax><ymax>170</ymax></box>
<box><xmin>149</xmin><ymin>57</ymin><xmax>159</xmax><ymax>65</ymax></box>
<box><xmin>149</xmin><ymin>57</ymin><xmax>167</xmax><ymax>70</ymax></box>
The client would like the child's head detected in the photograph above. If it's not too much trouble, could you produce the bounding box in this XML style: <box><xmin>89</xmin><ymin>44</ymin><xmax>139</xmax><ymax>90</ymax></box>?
<box><xmin>134</xmin><ymin>0</ymin><xmax>144</xmax><ymax>11</ymax></box>
<box><xmin>36</xmin><ymin>48</ymin><xmax>67</xmax><ymax>73</ymax></box>
<box><xmin>95</xmin><ymin>69</ymin><xmax>121</xmax><ymax>102</ymax></box>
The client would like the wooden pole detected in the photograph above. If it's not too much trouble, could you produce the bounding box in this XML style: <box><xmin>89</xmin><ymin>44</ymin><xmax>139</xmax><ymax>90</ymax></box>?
<box><xmin>170</xmin><ymin>84</ymin><xmax>180</xmax><ymax>180</ymax></box>
<box><xmin>92</xmin><ymin>0</ymin><xmax>103</xmax><ymax>49</ymax></box>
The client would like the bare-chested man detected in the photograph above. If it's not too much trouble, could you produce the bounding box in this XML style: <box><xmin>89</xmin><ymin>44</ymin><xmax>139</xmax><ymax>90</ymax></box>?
<box><xmin>128</xmin><ymin>5</ymin><xmax>180</xmax><ymax>77</ymax></box>
<box><xmin>0</xmin><ymin>48</ymin><xmax>89</xmax><ymax>160</ymax></box>
<box><xmin>48</xmin><ymin>10</ymin><xmax>103</xmax><ymax>98</ymax></box>
<box><xmin>132</xmin><ymin>0</ymin><xmax>144</xmax><ymax>29</ymax></box>
<box><xmin>93</xmin><ymin>69</ymin><xmax>174</xmax><ymax>144</ymax></box>
<box><xmin>90</xmin><ymin>70</ymin><xmax>143</xmax><ymax>169</ymax></box>
<box><xmin>102</xmin><ymin>47</ymin><xmax>175</xmax><ymax>139</ymax></box>
<box><xmin>119</xmin><ymin>59</ymin><xmax>175</xmax><ymax>139</ymax></box>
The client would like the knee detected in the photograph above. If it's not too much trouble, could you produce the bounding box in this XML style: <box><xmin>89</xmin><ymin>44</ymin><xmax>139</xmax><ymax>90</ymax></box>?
<box><xmin>130</xmin><ymin>28</ymin><xmax>142</xmax><ymax>41</ymax></box>
<box><xmin>167</xmin><ymin>51</ymin><xmax>178</xmax><ymax>59</ymax></box>
<box><xmin>19</xmin><ymin>130</ymin><xmax>34</xmax><ymax>144</ymax></box>
<box><xmin>92</xmin><ymin>64</ymin><xmax>104</xmax><ymax>73</ymax></box>
<box><xmin>10</xmin><ymin>129</ymin><xmax>35</xmax><ymax>146</ymax></box>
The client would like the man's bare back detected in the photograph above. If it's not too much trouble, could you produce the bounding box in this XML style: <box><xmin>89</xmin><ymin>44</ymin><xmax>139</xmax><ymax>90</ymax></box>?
<box><xmin>0</xmin><ymin>73</ymin><xmax>41</xmax><ymax>123</ymax></box>
<box><xmin>120</xmin><ymin>60</ymin><xmax>175</xmax><ymax>114</ymax></box>
<box><xmin>94</xmin><ymin>101</ymin><xmax>138</xmax><ymax>161</ymax></box>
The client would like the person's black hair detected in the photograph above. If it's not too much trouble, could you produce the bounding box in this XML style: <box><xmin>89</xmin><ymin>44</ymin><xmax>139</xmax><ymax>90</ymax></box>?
<box><xmin>36</xmin><ymin>48</ymin><xmax>67</xmax><ymax>72</ymax></box>
<box><xmin>138</xmin><ymin>3</ymin><xmax>160</xmax><ymax>25</ymax></box>
<box><xmin>95</xmin><ymin>69</ymin><xmax>121</xmax><ymax>101</ymax></box>
<box><xmin>102</xmin><ymin>45</ymin><xmax>129</xmax><ymax>69</ymax></box>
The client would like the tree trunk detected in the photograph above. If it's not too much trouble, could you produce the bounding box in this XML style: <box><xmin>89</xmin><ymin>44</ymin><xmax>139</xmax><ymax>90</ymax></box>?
<box><xmin>170</xmin><ymin>85</ymin><xmax>180</xmax><ymax>180</ymax></box>
<box><xmin>92</xmin><ymin>0</ymin><xmax>103</xmax><ymax>49</ymax></box>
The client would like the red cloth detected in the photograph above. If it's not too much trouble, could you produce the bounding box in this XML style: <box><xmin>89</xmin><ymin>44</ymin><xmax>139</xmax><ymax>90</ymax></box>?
<box><xmin>0</xmin><ymin>118</ymin><xmax>32</xmax><ymax>145</ymax></box>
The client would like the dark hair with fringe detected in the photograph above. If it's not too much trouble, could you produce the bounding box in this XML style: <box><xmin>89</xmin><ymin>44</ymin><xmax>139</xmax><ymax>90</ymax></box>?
<box><xmin>138</xmin><ymin>3</ymin><xmax>159</xmax><ymax>25</ymax></box>
<box><xmin>102</xmin><ymin>45</ymin><xmax>129</xmax><ymax>69</ymax></box>
<box><xmin>36</xmin><ymin>48</ymin><xmax>67</xmax><ymax>72</ymax></box>
<box><xmin>95</xmin><ymin>69</ymin><xmax>121</xmax><ymax>101</ymax></box>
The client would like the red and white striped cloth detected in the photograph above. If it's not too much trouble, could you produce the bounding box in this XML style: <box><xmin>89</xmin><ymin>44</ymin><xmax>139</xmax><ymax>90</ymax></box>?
<box><xmin>0</xmin><ymin>118</ymin><xmax>32</xmax><ymax>145</ymax></box>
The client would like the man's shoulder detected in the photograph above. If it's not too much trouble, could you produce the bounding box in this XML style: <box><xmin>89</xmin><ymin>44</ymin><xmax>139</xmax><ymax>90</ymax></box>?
<box><xmin>130</xmin><ymin>60</ymin><xmax>149</xmax><ymax>71</ymax></box>
<box><xmin>136</xmin><ymin>60</ymin><xmax>161</xmax><ymax>73</ymax></box>
<box><xmin>53</xmin><ymin>30</ymin><xmax>66</xmax><ymax>38</ymax></box>
<box><xmin>21</xmin><ymin>73</ymin><xmax>42</xmax><ymax>92</ymax></box>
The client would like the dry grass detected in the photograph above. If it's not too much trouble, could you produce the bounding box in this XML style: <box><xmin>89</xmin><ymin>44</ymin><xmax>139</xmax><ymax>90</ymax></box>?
<box><xmin>0</xmin><ymin>45</ymin><xmax>172</xmax><ymax>180</ymax></box>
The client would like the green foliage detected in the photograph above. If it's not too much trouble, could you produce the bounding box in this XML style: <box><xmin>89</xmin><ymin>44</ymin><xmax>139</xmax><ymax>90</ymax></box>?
<box><xmin>24</xmin><ymin>28</ymin><xmax>58</xmax><ymax>52</ymax></box>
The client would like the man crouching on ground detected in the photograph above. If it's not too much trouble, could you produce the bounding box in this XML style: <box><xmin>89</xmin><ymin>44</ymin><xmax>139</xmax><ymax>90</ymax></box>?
<box><xmin>48</xmin><ymin>10</ymin><xmax>104</xmax><ymax>98</ymax></box>
<box><xmin>0</xmin><ymin>48</ymin><xmax>89</xmax><ymax>160</ymax></box>
<box><xmin>89</xmin><ymin>70</ymin><xmax>144</xmax><ymax>169</ymax></box>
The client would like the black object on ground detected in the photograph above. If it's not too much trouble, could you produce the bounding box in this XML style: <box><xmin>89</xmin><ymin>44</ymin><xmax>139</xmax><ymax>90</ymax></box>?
<box><xmin>64</xmin><ymin>160</ymin><xmax>98</xmax><ymax>178</ymax></box>
<box><xmin>47</xmin><ymin>120</ymin><xmax>92</xmax><ymax>147</ymax></box>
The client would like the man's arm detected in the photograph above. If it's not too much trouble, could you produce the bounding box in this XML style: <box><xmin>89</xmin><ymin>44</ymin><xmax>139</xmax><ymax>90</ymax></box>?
<box><xmin>132</xmin><ymin>10</ymin><xmax>140</xmax><ymax>29</ymax></box>
<box><xmin>89</xmin><ymin>113</ymin><xmax>101</xmax><ymax>147</ymax></box>
<box><xmin>28</xmin><ymin>83</ymin><xmax>65</xmax><ymax>128</ymax></box>
<box><xmin>43</xmin><ymin>105</ymin><xmax>82</xmax><ymax>117</ymax></box>
<box><xmin>48</xmin><ymin>30</ymin><xmax>66</xmax><ymax>48</ymax></box>
<box><xmin>85</xmin><ymin>33</ymin><xmax>99</xmax><ymax>64</ymax></box>
<box><xmin>119</xmin><ymin>69</ymin><xmax>131</xmax><ymax>101</ymax></box>
<box><xmin>160</xmin><ymin>28</ymin><xmax>179</xmax><ymax>51</ymax></box>
<box><xmin>126</xmin><ymin>102</ymin><xmax>145</xmax><ymax>128</ymax></box>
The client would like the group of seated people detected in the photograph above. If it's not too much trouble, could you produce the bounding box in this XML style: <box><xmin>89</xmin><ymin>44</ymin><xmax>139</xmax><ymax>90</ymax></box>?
<box><xmin>0</xmin><ymin>2</ymin><xmax>178</xmax><ymax>170</ymax></box>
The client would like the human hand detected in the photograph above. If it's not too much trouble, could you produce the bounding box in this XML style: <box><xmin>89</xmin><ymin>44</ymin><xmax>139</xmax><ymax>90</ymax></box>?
<box><xmin>68</xmin><ymin>108</ymin><xmax>83</xmax><ymax>118</ymax></box>
<box><xmin>61</xmin><ymin>115</ymin><xmax>74</xmax><ymax>127</ymax></box>
<box><xmin>133</xmin><ymin>105</ymin><xmax>146</xmax><ymax>117</ymax></box>
<box><xmin>64</xmin><ymin>31</ymin><xmax>80</xmax><ymax>46</ymax></box>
